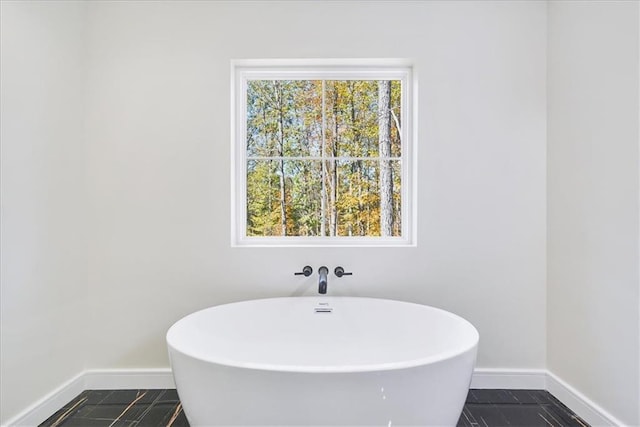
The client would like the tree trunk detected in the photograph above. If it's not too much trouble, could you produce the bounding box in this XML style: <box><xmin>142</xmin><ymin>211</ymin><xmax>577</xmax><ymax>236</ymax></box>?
<box><xmin>330</xmin><ymin>89</ymin><xmax>338</xmax><ymax>237</ymax></box>
<box><xmin>378</xmin><ymin>80</ymin><xmax>393</xmax><ymax>236</ymax></box>
<box><xmin>275</xmin><ymin>82</ymin><xmax>287</xmax><ymax>236</ymax></box>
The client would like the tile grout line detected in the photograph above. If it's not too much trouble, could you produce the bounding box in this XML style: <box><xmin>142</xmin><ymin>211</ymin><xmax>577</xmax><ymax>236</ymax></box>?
<box><xmin>107</xmin><ymin>390</ymin><xmax>147</xmax><ymax>427</ymax></box>
<box><xmin>48</xmin><ymin>396</ymin><xmax>87</xmax><ymax>427</ymax></box>
<box><xmin>132</xmin><ymin>389</ymin><xmax>167</xmax><ymax>423</ymax></box>
<box><xmin>166</xmin><ymin>403</ymin><xmax>183</xmax><ymax>427</ymax></box>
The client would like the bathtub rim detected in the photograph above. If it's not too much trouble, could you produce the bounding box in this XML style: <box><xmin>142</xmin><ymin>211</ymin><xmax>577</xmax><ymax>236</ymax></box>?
<box><xmin>166</xmin><ymin>296</ymin><xmax>479</xmax><ymax>374</ymax></box>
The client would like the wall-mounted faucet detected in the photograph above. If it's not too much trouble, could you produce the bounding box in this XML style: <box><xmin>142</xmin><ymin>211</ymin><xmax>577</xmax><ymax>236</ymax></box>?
<box><xmin>295</xmin><ymin>265</ymin><xmax>352</xmax><ymax>294</ymax></box>
<box><xmin>318</xmin><ymin>266</ymin><xmax>329</xmax><ymax>294</ymax></box>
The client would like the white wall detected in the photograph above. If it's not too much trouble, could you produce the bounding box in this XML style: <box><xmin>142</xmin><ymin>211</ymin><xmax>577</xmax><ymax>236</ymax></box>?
<box><xmin>0</xmin><ymin>1</ymin><xmax>88</xmax><ymax>424</ymax></box>
<box><xmin>547</xmin><ymin>1</ymin><xmax>640</xmax><ymax>426</ymax></box>
<box><xmin>4</xmin><ymin>1</ymin><xmax>640</xmax><ymax>425</ymax></box>
<box><xmin>83</xmin><ymin>1</ymin><xmax>547</xmax><ymax>370</ymax></box>
<box><xmin>1</xmin><ymin>0</ymin><xmax>549</xmax><ymax>422</ymax></box>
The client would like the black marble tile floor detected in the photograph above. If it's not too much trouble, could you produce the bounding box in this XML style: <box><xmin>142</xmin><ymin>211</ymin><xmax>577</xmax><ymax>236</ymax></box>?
<box><xmin>40</xmin><ymin>389</ymin><xmax>589</xmax><ymax>427</ymax></box>
<box><xmin>458</xmin><ymin>390</ymin><xmax>589</xmax><ymax>427</ymax></box>
<box><xmin>39</xmin><ymin>390</ymin><xmax>188</xmax><ymax>427</ymax></box>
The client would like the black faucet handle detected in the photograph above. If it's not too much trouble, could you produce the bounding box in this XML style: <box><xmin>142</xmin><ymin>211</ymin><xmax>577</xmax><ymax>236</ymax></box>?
<box><xmin>334</xmin><ymin>266</ymin><xmax>352</xmax><ymax>277</ymax></box>
<box><xmin>294</xmin><ymin>266</ymin><xmax>313</xmax><ymax>277</ymax></box>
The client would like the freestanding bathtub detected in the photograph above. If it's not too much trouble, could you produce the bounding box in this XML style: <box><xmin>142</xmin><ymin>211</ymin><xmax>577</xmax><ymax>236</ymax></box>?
<box><xmin>167</xmin><ymin>297</ymin><xmax>478</xmax><ymax>426</ymax></box>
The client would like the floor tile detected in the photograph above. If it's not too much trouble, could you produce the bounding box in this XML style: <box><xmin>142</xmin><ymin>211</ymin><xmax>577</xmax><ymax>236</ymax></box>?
<box><xmin>457</xmin><ymin>407</ymin><xmax>480</xmax><ymax>426</ymax></box>
<box><xmin>167</xmin><ymin>407</ymin><xmax>189</xmax><ymax>427</ymax></box>
<box><xmin>156</xmin><ymin>389</ymin><xmax>180</xmax><ymax>403</ymax></box>
<box><xmin>134</xmin><ymin>403</ymin><xmax>179</xmax><ymax>425</ymax></box>
<box><xmin>83</xmin><ymin>390</ymin><xmax>114</xmax><ymax>405</ymax></box>
<box><xmin>83</xmin><ymin>403</ymin><xmax>150</xmax><ymax>422</ymax></box>
<box><xmin>40</xmin><ymin>388</ymin><xmax>589</xmax><ymax>427</ymax></box>
<box><xmin>462</xmin><ymin>404</ymin><xmax>512</xmax><ymax>426</ymax></box>
<box><xmin>493</xmin><ymin>404</ymin><xmax>562</xmax><ymax>426</ymax></box>
<box><xmin>99</xmin><ymin>390</ymin><xmax>162</xmax><ymax>406</ymax></box>
<box><xmin>54</xmin><ymin>418</ymin><xmax>120</xmax><ymax>427</ymax></box>
<box><xmin>466</xmin><ymin>389</ymin><xmax>520</xmax><ymax>405</ymax></box>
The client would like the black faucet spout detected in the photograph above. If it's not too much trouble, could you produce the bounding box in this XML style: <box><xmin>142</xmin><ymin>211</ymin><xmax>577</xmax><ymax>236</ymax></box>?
<box><xmin>318</xmin><ymin>266</ymin><xmax>328</xmax><ymax>294</ymax></box>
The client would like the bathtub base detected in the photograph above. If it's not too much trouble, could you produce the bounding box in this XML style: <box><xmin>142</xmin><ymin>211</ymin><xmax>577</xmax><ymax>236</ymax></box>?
<box><xmin>170</xmin><ymin>350</ymin><xmax>475</xmax><ymax>426</ymax></box>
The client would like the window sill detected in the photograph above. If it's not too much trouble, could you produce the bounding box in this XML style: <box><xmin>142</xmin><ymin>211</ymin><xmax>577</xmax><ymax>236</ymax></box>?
<box><xmin>232</xmin><ymin>236</ymin><xmax>417</xmax><ymax>248</ymax></box>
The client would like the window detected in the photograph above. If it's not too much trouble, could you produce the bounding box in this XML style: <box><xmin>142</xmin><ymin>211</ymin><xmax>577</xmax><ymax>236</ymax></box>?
<box><xmin>232</xmin><ymin>59</ymin><xmax>415</xmax><ymax>247</ymax></box>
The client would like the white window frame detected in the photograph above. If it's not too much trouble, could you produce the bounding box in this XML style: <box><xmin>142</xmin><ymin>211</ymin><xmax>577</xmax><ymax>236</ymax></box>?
<box><xmin>231</xmin><ymin>59</ymin><xmax>417</xmax><ymax>247</ymax></box>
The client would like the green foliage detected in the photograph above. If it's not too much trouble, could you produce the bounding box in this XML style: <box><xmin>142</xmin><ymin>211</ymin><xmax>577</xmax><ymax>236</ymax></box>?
<box><xmin>246</xmin><ymin>80</ymin><xmax>402</xmax><ymax>237</ymax></box>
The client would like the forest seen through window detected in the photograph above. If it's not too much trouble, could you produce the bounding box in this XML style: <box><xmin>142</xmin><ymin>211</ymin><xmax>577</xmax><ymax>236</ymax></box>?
<box><xmin>246</xmin><ymin>79</ymin><xmax>402</xmax><ymax>238</ymax></box>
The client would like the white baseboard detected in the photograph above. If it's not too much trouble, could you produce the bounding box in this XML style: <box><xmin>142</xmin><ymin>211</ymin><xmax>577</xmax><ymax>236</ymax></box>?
<box><xmin>2</xmin><ymin>369</ymin><xmax>174</xmax><ymax>427</ymax></box>
<box><xmin>83</xmin><ymin>368</ymin><xmax>175</xmax><ymax>390</ymax></box>
<box><xmin>546</xmin><ymin>371</ymin><xmax>622</xmax><ymax>427</ymax></box>
<box><xmin>2</xmin><ymin>372</ymin><xmax>85</xmax><ymax>427</ymax></box>
<box><xmin>1</xmin><ymin>368</ymin><xmax>624</xmax><ymax>427</ymax></box>
<box><xmin>471</xmin><ymin>368</ymin><xmax>547</xmax><ymax>389</ymax></box>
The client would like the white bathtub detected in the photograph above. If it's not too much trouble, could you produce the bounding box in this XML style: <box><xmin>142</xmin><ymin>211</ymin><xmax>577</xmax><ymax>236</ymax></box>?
<box><xmin>167</xmin><ymin>297</ymin><xmax>478</xmax><ymax>426</ymax></box>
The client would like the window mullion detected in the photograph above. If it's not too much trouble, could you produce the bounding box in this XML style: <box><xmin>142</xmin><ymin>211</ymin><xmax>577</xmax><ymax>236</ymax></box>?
<box><xmin>320</xmin><ymin>80</ymin><xmax>327</xmax><ymax>237</ymax></box>
<box><xmin>246</xmin><ymin>156</ymin><xmax>402</xmax><ymax>161</ymax></box>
